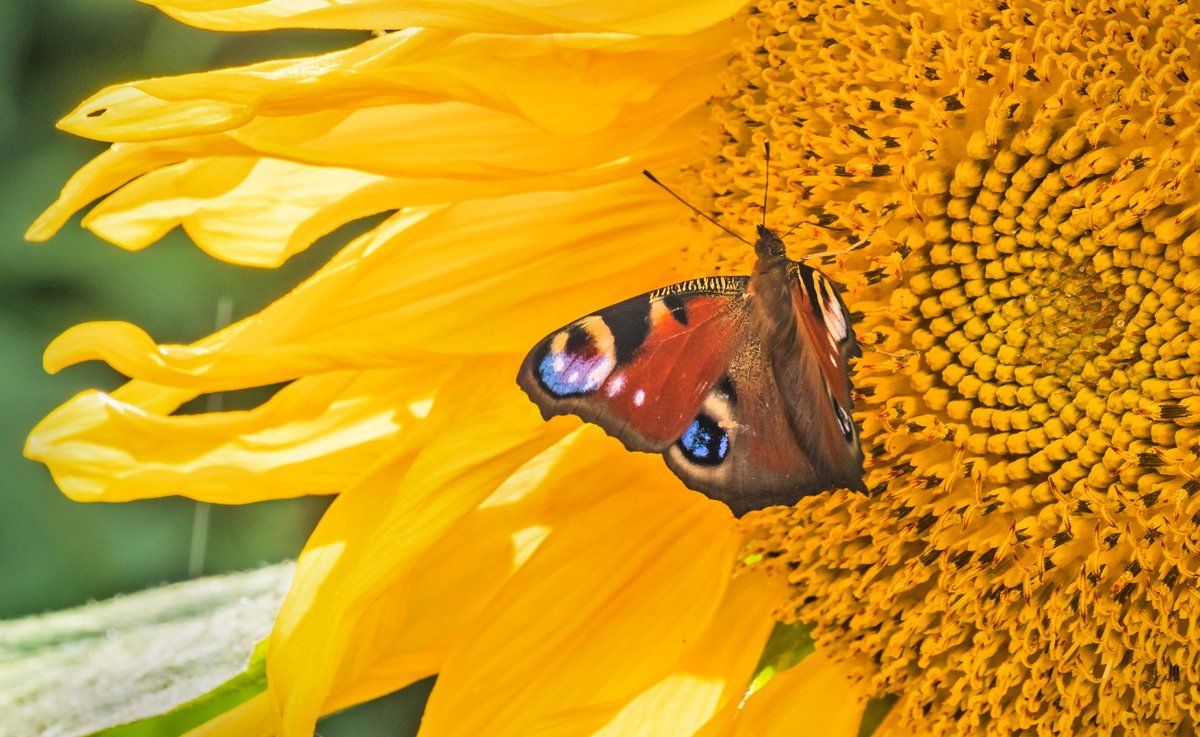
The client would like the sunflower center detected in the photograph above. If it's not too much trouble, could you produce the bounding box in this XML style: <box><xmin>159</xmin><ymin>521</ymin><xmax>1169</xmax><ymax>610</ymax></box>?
<box><xmin>904</xmin><ymin>119</ymin><xmax>1194</xmax><ymax>493</ymax></box>
<box><xmin>693</xmin><ymin>0</ymin><xmax>1200</xmax><ymax>733</ymax></box>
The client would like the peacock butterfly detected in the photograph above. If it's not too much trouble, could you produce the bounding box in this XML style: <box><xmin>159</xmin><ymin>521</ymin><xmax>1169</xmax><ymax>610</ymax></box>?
<box><xmin>517</xmin><ymin>146</ymin><xmax>866</xmax><ymax>516</ymax></box>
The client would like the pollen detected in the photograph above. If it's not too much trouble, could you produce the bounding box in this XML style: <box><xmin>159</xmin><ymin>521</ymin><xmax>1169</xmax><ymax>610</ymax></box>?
<box><xmin>699</xmin><ymin>0</ymin><xmax>1200</xmax><ymax>733</ymax></box>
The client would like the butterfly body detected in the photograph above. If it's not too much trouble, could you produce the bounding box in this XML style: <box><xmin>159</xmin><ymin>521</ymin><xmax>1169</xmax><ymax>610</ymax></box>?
<box><xmin>518</xmin><ymin>225</ymin><xmax>865</xmax><ymax>516</ymax></box>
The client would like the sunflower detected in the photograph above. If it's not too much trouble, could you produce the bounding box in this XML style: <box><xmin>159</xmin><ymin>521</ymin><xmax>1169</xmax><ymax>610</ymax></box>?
<box><xmin>27</xmin><ymin>0</ymin><xmax>1200</xmax><ymax>734</ymax></box>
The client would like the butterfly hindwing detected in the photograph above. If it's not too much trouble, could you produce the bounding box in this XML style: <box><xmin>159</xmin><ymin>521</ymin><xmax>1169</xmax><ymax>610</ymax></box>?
<box><xmin>517</xmin><ymin>276</ymin><xmax>752</xmax><ymax>454</ymax></box>
<box><xmin>663</xmin><ymin>354</ymin><xmax>835</xmax><ymax>515</ymax></box>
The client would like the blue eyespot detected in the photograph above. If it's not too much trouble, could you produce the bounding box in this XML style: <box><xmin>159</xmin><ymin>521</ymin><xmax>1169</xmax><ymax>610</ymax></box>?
<box><xmin>537</xmin><ymin>341</ymin><xmax>613</xmax><ymax>397</ymax></box>
<box><xmin>678</xmin><ymin>414</ymin><xmax>729</xmax><ymax>467</ymax></box>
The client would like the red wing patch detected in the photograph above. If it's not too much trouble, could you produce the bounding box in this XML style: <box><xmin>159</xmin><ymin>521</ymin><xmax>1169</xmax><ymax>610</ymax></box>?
<box><xmin>597</xmin><ymin>293</ymin><xmax>746</xmax><ymax>447</ymax></box>
<box><xmin>518</xmin><ymin>277</ymin><xmax>751</xmax><ymax>453</ymax></box>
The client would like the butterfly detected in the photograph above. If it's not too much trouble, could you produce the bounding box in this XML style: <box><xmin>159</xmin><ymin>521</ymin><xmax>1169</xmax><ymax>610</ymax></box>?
<box><xmin>517</xmin><ymin>152</ymin><xmax>866</xmax><ymax>516</ymax></box>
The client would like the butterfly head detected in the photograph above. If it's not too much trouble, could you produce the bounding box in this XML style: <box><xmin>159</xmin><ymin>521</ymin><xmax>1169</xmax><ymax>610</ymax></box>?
<box><xmin>754</xmin><ymin>225</ymin><xmax>787</xmax><ymax>262</ymax></box>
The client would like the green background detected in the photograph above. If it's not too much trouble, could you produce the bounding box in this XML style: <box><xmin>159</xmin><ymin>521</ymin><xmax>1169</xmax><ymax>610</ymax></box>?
<box><xmin>0</xmin><ymin>1</ymin><xmax>428</xmax><ymax>732</ymax></box>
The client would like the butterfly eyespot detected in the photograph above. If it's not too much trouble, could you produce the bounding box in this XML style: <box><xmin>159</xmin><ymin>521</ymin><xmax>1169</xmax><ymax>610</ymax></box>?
<box><xmin>677</xmin><ymin>414</ymin><xmax>730</xmax><ymax>467</ymax></box>
<box><xmin>536</xmin><ymin>322</ymin><xmax>616</xmax><ymax>397</ymax></box>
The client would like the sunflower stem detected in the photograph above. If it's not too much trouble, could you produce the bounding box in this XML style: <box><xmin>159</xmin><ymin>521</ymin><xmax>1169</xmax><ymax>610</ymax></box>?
<box><xmin>187</xmin><ymin>296</ymin><xmax>234</xmax><ymax>579</ymax></box>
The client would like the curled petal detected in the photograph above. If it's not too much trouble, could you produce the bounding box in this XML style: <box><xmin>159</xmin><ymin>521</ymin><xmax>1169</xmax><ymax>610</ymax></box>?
<box><xmin>26</xmin><ymin>135</ymin><xmax>252</xmax><ymax>244</ymax></box>
<box><xmin>81</xmin><ymin>158</ymin><xmax>385</xmax><ymax>266</ymax></box>
<box><xmin>140</xmin><ymin>0</ymin><xmax>751</xmax><ymax>35</ymax></box>
<box><xmin>25</xmin><ymin>365</ymin><xmax>447</xmax><ymax>502</ymax></box>
<box><xmin>61</xmin><ymin>28</ymin><xmax>736</xmax><ymax>143</ymax></box>
<box><xmin>225</xmin><ymin>67</ymin><xmax>722</xmax><ymax>178</ymax></box>
<box><xmin>43</xmin><ymin>180</ymin><xmax>692</xmax><ymax>389</ymax></box>
<box><xmin>29</xmin><ymin>111</ymin><xmax>703</xmax><ymax>261</ymax></box>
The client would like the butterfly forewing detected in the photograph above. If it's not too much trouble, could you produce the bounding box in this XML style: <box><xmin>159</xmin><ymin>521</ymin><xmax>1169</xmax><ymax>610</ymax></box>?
<box><xmin>796</xmin><ymin>262</ymin><xmax>862</xmax><ymax>397</ymax></box>
<box><xmin>517</xmin><ymin>277</ymin><xmax>751</xmax><ymax>453</ymax></box>
<box><xmin>776</xmin><ymin>263</ymin><xmax>866</xmax><ymax>491</ymax></box>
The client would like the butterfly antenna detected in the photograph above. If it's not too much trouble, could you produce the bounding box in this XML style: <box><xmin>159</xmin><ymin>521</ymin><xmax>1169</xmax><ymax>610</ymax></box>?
<box><xmin>642</xmin><ymin>170</ymin><xmax>753</xmax><ymax>247</ymax></box>
<box><xmin>780</xmin><ymin>220</ymin><xmax>805</xmax><ymax>241</ymax></box>
<box><xmin>868</xmin><ymin>347</ymin><xmax>917</xmax><ymax>358</ymax></box>
<box><xmin>796</xmin><ymin>221</ymin><xmax>881</xmax><ymax>263</ymax></box>
<box><xmin>762</xmin><ymin>141</ymin><xmax>770</xmax><ymax>229</ymax></box>
<box><xmin>791</xmin><ymin>207</ymin><xmax>898</xmax><ymax>263</ymax></box>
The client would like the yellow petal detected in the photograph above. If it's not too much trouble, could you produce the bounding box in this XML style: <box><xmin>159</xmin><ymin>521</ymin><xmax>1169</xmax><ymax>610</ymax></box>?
<box><xmin>417</xmin><ymin>481</ymin><xmax>740</xmax><ymax>737</ymax></box>
<box><xmin>43</xmin><ymin>179</ymin><xmax>689</xmax><ymax>389</ymax></box>
<box><xmin>593</xmin><ymin>569</ymin><xmax>784</xmax><ymax>737</ymax></box>
<box><xmin>28</xmin><ymin>111</ymin><xmax>701</xmax><ymax>259</ymax></box>
<box><xmin>227</xmin><ymin>77</ymin><xmax>719</xmax><ymax>179</ymax></box>
<box><xmin>25</xmin><ymin>135</ymin><xmax>252</xmax><ymax>243</ymax></box>
<box><xmin>61</xmin><ymin>28</ymin><xmax>735</xmax><ymax>143</ymax></box>
<box><xmin>869</xmin><ymin>695</ymin><xmax>906</xmax><ymax>737</ymax></box>
<box><xmin>33</xmin><ymin>26</ymin><xmax>727</xmax><ymax>254</ymax></box>
<box><xmin>181</xmin><ymin>692</ymin><xmax>272</xmax><ymax>737</ymax></box>
<box><xmin>141</xmin><ymin>0</ymin><xmax>750</xmax><ymax>36</ymax></box>
<box><xmin>718</xmin><ymin>652</ymin><xmax>869</xmax><ymax>737</ymax></box>
<box><xmin>25</xmin><ymin>365</ymin><xmax>447</xmax><ymax>502</ymax></box>
<box><xmin>320</xmin><ymin>428</ymin><xmax>660</xmax><ymax>712</ymax></box>
<box><xmin>82</xmin><ymin>158</ymin><xmax>384</xmax><ymax>267</ymax></box>
<box><xmin>267</xmin><ymin>362</ymin><xmax>572</xmax><ymax>736</ymax></box>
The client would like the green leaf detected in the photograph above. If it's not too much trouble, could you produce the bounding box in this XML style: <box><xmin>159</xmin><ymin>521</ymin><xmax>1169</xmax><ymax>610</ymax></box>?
<box><xmin>0</xmin><ymin>562</ymin><xmax>293</xmax><ymax>737</ymax></box>
<box><xmin>746</xmin><ymin>620</ymin><xmax>816</xmax><ymax>696</ymax></box>
<box><xmin>857</xmin><ymin>694</ymin><xmax>899</xmax><ymax>737</ymax></box>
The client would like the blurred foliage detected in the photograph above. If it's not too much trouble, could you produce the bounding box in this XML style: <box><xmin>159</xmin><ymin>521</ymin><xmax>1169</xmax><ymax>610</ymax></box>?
<box><xmin>1</xmin><ymin>0</ymin><xmax>345</xmax><ymax>621</ymax></box>
<box><xmin>2</xmin><ymin>2</ymin><xmax>425</xmax><ymax>733</ymax></box>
